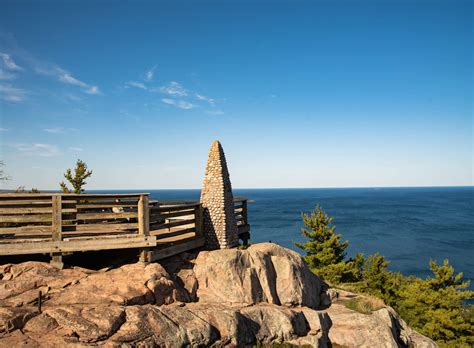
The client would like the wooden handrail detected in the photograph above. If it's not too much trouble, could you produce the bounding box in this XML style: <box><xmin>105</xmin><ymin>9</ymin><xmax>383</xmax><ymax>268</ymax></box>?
<box><xmin>0</xmin><ymin>193</ymin><xmax>148</xmax><ymax>198</ymax></box>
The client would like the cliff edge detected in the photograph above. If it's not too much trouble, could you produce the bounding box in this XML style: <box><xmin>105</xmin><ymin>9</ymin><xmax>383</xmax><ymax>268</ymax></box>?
<box><xmin>0</xmin><ymin>243</ymin><xmax>437</xmax><ymax>347</ymax></box>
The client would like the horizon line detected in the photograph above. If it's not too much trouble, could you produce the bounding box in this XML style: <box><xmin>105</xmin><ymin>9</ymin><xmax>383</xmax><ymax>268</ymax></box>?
<box><xmin>3</xmin><ymin>184</ymin><xmax>472</xmax><ymax>192</ymax></box>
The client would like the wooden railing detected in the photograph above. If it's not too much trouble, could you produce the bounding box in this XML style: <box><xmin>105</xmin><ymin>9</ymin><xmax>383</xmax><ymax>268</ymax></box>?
<box><xmin>0</xmin><ymin>193</ymin><xmax>250</xmax><ymax>266</ymax></box>
<box><xmin>234</xmin><ymin>197</ymin><xmax>250</xmax><ymax>243</ymax></box>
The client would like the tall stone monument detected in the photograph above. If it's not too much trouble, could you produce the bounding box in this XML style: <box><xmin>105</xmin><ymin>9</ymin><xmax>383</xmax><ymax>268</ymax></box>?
<box><xmin>200</xmin><ymin>140</ymin><xmax>239</xmax><ymax>249</ymax></box>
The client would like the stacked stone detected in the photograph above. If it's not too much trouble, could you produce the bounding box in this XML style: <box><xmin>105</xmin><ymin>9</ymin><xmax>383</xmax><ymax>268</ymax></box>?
<box><xmin>200</xmin><ymin>140</ymin><xmax>239</xmax><ymax>249</ymax></box>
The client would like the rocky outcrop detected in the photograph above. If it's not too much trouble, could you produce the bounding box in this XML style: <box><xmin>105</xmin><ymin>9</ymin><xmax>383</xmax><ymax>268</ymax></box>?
<box><xmin>0</xmin><ymin>243</ymin><xmax>437</xmax><ymax>347</ymax></box>
<box><xmin>327</xmin><ymin>290</ymin><xmax>438</xmax><ymax>348</ymax></box>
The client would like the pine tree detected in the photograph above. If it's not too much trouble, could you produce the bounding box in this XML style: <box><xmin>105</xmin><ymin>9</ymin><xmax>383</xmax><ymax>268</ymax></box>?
<box><xmin>396</xmin><ymin>259</ymin><xmax>474</xmax><ymax>347</ymax></box>
<box><xmin>0</xmin><ymin>161</ymin><xmax>10</xmax><ymax>182</ymax></box>
<box><xmin>295</xmin><ymin>205</ymin><xmax>348</xmax><ymax>270</ymax></box>
<box><xmin>60</xmin><ymin>159</ymin><xmax>93</xmax><ymax>194</ymax></box>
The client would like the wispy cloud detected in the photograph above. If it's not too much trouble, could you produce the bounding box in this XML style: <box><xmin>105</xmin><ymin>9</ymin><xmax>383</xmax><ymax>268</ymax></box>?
<box><xmin>85</xmin><ymin>86</ymin><xmax>100</xmax><ymax>95</ymax></box>
<box><xmin>43</xmin><ymin>127</ymin><xmax>65</xmax><ymax>134</ymax></box>
<box><xmin>69</xmin><ymin>147</ymin><xmax>83</xmax><ymax>152</ymax></box>
<box><xmin>0</xmin><ymin>53</ymin><xmax>22</xmax><ymax>71</ymax></box>
<box><xmin>195</xmin><ymin>93</ymin><xmax>215</xmax><ymax>106</ymax></box>
<box><xmin>161</xmin><ymin>98</ymin><xmax>175</xmax><ymax>105</ymax></box>
<box><xmin>36</xmin><ymin>66</ymin><xmax>101</xmax><ymax>95</ymax></box>
<box><xmin>158</xmin><ymin>81</ymin><xmax>188</xmax><ymax>97</ymax></box>
<box><xmin>161</xmin><ymin>98</ymin><xmax>198</xmax><ymax>110</ymax></box>
<box><xmin>145</xmin><ymin>65</ymin><xmax>157</xmax><ymax>81</ymax></box>
<box><xmin>0</xmin><ymin>84</ymin><xmax>26</xmax><ymax>102</ymax></box>
<box><xmin>57</xmin><ymin>69</ymin><xmax>101</xmax><ymax>94</ymax></box>
<box><xmin>127</xmin><ymin>81</ymin><xmax>147</xmax><ymax>90</ymax></box>
<box><xmin>0</xmin><ymin>128</ymin><xmax>8</xmax><ymax>131</ymax></box>
<box><xmin>0</xmin><ymin>69</ymin><xmax>15</xmax><ymax>80</ymax></box>
<box><xmin>125</xmin><ymin>75</ymin><xmax>221</xmax><ymax>113</ymax></box>
<box><xmin>12</xmin><ymin>143</ymin><xmax>61</xmax><ymax>157</ymax></box>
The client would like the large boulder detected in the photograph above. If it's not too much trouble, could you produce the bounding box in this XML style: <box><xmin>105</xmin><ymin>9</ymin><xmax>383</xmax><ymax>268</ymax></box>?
<box><xmin>194</xmin><ymin>242</ymin><xmax>326</xmax><ymax>308</ymax></box>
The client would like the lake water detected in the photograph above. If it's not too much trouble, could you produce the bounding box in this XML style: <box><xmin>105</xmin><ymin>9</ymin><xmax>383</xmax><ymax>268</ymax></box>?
<box><xmin>97</xmin><ymin>187</ymin><xmax>474</xmax><ymax>286</ymax></box>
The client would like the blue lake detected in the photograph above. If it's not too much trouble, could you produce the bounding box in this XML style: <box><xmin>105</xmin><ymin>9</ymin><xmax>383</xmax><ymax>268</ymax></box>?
<box><xmin>93</xmin><ymin>187</ymin><xmax>474</xmax><ymax>287</ymax></box>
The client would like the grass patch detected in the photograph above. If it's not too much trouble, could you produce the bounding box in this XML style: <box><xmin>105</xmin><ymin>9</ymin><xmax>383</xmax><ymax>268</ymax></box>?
<box><xmin>343</xmin><ymin>296</ymin><xmax>385</xmax><ymax>314</ymax></box>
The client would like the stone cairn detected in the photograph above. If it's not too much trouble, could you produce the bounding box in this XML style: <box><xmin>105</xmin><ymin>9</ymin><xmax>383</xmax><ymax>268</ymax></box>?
<box><xmin>200</xmin><ymin>140</ymin><xmax>239</xmax><ymax>249</ymax></box>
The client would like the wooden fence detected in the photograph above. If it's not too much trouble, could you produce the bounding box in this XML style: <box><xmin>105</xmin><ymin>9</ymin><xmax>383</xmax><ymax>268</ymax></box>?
<box><xmin>0</xmin><ymin>193</ymin><xmax>250</xmax><ymax>266</ymax></box>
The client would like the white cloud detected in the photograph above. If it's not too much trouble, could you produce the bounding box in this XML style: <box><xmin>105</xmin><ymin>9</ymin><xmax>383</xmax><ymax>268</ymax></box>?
<box><xmin>158</xmin><ymin>81</ymin><xmax>188</xmax><ymax>97</ymax></box>
<box><xmin>58</xmin><ymin>72</ymin><xmax>88</xmax><ymax>88</ymax></box>
<box><xmin>161</xmin><ymin>98</ymin><xmax>198</xmax><ymax>110</ymax></box>
<box><xmin>195</xmin><ymin>93</ymin><xmax>215</xmax><ymax>106</ymax></box>
<box><xmin>36</xmin><ymin>66</ymin><xmax>101</xmax><ymax>95</ymax></box>
<box><xmin>0</xmin><ymin>53</ymin><xmax>22</xmax><ymax>71</ymax></box>
<box><xmin>127</xmin><ymin>81</ymin><xmax>147</xmax><ymax>90</ymax></box>
<box><xmin>0</xmin><ymin>69</ymin><xmax>15</xmax><ymax>80</ymax></box>
<box><xmin>12</xmin><ymin>143</ymin><xmax>61</xmax><ymax>157</ymax></box>
<box><xmin>0</xmin><ymin>84</ymin><xmax>26</xmax><ymax>102</ymax></box>
<box><xmin>43</xmin><ymin>127</ymin><xmax>65</xmax><ymax>134</ymax></box>
<box><xmin>85</xmin><ymin>86</ymin><xmax>100</xmax><ymax>95</ymax></box>
<box><xmin>177</xmin><ymin>101</ymin><xmax>197</xmax><ymax>110</ymax></box>
<box><xmin>69</xmin><ymin>147</ymin><xmax>83</xmax><ymax>152</ymax></box>
<box><xmin>161</xmin><ymin>98</ymin><xmax>175</xmax><ymax>105</ymax></box>
<box><xmin>0</xmin><ymin>128</ymin><xmax>8</xmax><ymax>131</ymax></box>
<box><xmin>145</xmin><ymin>65</ymin><xmax>157</xmax><ymax>81</ymax></box>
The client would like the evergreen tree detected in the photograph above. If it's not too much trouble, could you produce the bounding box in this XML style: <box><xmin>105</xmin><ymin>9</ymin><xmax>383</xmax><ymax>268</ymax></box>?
<box><xmin>60</xmin><ymin>159</ymin><xmax>93</xmax><ymax>194</ymax></box>
<box><xmin>396</xmin><ymin>260</ymin><xmax>474</xmax><ymax>347</ymax></box>
<box><xmin>295</xmin><ymin>205</ymin><xmax>348</xmax><ymax>270</ymax></box>
<box><xmin>0</xmin><ymin>161</ymin><xmax>10</xmax><ymax>182</ymax></box>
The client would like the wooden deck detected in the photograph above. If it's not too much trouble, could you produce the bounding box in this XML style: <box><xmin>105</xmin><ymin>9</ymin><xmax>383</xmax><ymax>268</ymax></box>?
<box><xmin>0</xmin><ymin>193</ymin><xmax>250</xmax><ymax>267</ymax></box>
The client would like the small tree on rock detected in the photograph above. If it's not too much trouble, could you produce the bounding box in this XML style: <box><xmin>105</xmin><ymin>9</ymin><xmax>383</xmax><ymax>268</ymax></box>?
<box><xmin>0</xmin><ymin>161</ymin><xmax>10</xmax><ymax>182</ymax></box>
<box><xmin>295</xmin><ymin>205</ymin><xmax>349</xmax><ymax>270</ymax></box>
<box><xmin>60</xmin><ymin>159</ymin><xmax>93</xmax><ymax>194</ymax></box>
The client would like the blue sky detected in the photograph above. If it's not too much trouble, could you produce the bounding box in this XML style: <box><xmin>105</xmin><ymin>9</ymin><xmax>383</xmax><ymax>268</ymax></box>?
<box><xmin>0</xmin><ymin>1</ymin><xmax>472</xmax><ymax>190</ymax></box>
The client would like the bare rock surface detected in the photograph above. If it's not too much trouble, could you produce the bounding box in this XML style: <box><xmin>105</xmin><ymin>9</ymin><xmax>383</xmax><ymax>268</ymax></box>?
<box><xmin>327</xmin><ymin>290</ymin><xmax>438</xmax><ymax>348</ymax></box>
<box><xmin>0</xmin><ymin>243</ymin><xmax>437</xmax><ymax>347</ymax></box>
<box><xmin>194</xmin><ymin>242</ymin><xmax>326</xmax><ymax>308</ymax></box>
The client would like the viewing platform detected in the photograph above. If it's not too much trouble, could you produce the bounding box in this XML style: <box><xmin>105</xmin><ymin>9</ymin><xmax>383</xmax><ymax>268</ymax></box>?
<box><xmin>0</xmin><ymin>192</ymin><xmax>250</xmax><ymax>267</ymax></box>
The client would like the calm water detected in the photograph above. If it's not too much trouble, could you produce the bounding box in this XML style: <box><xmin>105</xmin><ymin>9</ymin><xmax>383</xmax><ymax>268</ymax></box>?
<box><xmin>96</xmin><ymin>187</ymin><xmax>474</xmax><ymax>286</ymax></box>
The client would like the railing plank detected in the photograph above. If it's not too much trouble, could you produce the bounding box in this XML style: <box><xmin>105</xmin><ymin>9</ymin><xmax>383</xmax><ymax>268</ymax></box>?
<box><xmin>0</xmin><ymin>214</ymin><xmax>52</xmax><ymax>223</ymax></box>
<box><xmin>62</xmin><ymin>223</ymin><xmax>138</xmax><ymax>232</ymax></box>
<box><xmin>149</xmin><ymin>209</ymin><xmax>195</xmax><ymax>220</ymax></box>
<box><xmin>0</xmin><ymin>225</ymin><xmax>52</xmax><ymax>234</ymax></box>
<box><xmin>0</xmin><ymin>207</ymin><xmax>76</xmax><ymax>214</ymax></box>
<box><xmin>150</xmin><ymin>218</ymin><xmax>195</xmax><ymax>230</ymax></box>
<box><xmin>0</xmin><ymin>235</ymin><xmax>156</xmax><ymax>255</ymax></box>
<box><xmin>153</xmin><ymin>203</ymin><xmax>200</xmax><ymax>212</ymax></box>
<box><xmin>152</xmin><ymin>227</ymin><xmax>195</xmax><ymax>239</ymax></box>
<box><xmin>75</xmin><ymin>212</ymin><xmax>137</xmax><ymax>220</ymax></box>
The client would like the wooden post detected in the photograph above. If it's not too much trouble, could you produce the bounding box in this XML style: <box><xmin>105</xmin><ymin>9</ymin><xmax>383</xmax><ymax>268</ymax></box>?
<box><xmin>138</xmin><ymin>194</ymin><xmax>150</xmax><ymax>263</ymax></box>
<box><xmin>241</xmin><ymin>199</ymin><xmax>248</xmax><ymax>226</ymax></box>
<box><xmin>51</xmin><ymin>194</ymin><xmax>63</xmax><ymax>269</ymax></box>
<box><xmin>241</xmin><ymin>199</ymin><xmax>250</xmax><ymax>246</ymax></box>
<box><xmin>194</xmin><ymin>204</ymin><xmax>204</xmax><ymax>238</ymax></box>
